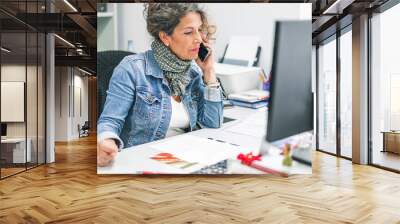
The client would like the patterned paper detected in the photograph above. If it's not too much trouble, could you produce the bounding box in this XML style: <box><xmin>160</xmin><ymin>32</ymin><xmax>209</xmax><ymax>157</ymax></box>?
<box><xmin>150</xmin><ymin>153</ymin><xmax>198</xmax><ymax>170</ymax></box>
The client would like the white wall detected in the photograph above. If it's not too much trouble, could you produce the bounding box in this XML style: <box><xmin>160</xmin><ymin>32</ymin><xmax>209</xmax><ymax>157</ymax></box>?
<box><xmin>54</xmin><ymin>67</ymin><xmax>89</xmax><ymax>141</ymax></box>
<box><xmin>116</xmin><ymin>3</ymin><xmax>311</xmax><ymax>73</ymax></box>
<box><xmin>1</xmin><ymin>65</ymin><xmax>35</xmax><ymax>137</ymax></box>
<box><xmin>72</xmin><ymin>73</ymin><xmax>89</xmax><ymax>138</ymax></box>
<box><xmin>116</xmin><ymin>3</ymin><xmax>151</xmax><ymax>52</ymax></box>
<box><xmin>1</xmin><ymin>64</ymin><xmax>26</xmax><ymax>81</ymax></box>
<box><xmin>1</xmin><ymin>63</ymin><xmax>46</xmax><ymax>163</ymax></box>
<box><xmin>1</xmin><ymin>65</ymin><xmax>26</xmax><ymax>139</ymax></box>
<box><xmin>55</xmin><ymin>67</ymin><xmax>67</xmax><ymax>141</ymax></box>
<box><xmin>1</xmin><ymin>82</ymin><xmax>24</xmax><ymax>122</ymax></box>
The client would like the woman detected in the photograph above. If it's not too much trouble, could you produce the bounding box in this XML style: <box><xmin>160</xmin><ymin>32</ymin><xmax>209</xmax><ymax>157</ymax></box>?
<box><xmin>97</xmin><ymin>3</ymin><xmax>223</xmax><ymax>166</ymax></box>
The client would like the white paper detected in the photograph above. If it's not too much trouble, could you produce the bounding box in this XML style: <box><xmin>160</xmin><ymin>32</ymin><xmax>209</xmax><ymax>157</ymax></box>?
<box><xmin>149</xmin><ymin>135</ymin><xmax>242</xmax><ymax>166</ymax></box>
<box><xmin>224</xmin><ymin>108</ymin><xmax>267</xmax><ymax>138</ymax></box>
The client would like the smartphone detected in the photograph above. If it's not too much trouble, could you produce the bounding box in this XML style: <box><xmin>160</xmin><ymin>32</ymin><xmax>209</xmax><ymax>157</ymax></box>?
<box><xmin>198</xmin><ymin>42</ymin><xmax>210</xmax><ymax>62</ymax></box>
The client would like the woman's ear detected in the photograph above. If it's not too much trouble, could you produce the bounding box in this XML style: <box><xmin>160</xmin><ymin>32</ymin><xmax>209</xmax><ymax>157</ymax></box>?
<box><xmin>158</xmin><ymin>31</ymin><xmax>171</xmax><ymax>47</ymax></box>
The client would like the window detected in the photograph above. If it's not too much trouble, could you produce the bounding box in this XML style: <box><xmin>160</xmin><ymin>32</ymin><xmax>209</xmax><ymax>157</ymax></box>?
<box><xmin>370</xmin><ymin>2</ymin><xmax>400</xmax><ymax>171</ymax></box>
<box><xmin>318</xmin><ymin>36</ymin><xmax>337</xmax><ymax>155</ymax></box>
<box><xmin>0</xmin><ymin>1</ymin><xmax>46</xmax><ymax>179</ymax></box>
<box><xmin>339</xmin><ymin>28</ymin><xmax>352</xmax><ymax>158</ymax></box>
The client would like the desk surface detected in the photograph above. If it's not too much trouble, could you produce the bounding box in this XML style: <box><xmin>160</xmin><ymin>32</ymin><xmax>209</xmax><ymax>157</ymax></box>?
<box><xmin>98</xmin><ymin>106</ymin><xmax>311</xmax><ymax>175</ymax></box>
<box><xmin>381</xmin><ymin>131</ymin><xmax>400</xmax><ymax>134</ymax></box>
<box><xmin>1</xmin><ymin>138</ymin><xmax>26</xmax><ymax>143</ymax></box>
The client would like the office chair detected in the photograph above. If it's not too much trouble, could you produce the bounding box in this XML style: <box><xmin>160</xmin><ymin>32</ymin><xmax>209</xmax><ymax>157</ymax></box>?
<box><xmin>78</xmin><ymin>121</ymin><xmax>90</xmax><ymax>138</ymax></box>
<box><xmin>97</xmin><ymin>50</ymin><xmax>135</xmax><ymax>119</ymax></box>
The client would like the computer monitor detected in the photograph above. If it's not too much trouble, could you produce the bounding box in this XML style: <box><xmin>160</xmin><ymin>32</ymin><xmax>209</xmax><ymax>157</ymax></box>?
<box><xmin>266</xmin><ymin>21</ymin><xmax>313</xmax><ymax>142</ymax></box>
<box><xmin>1</xmin><ymin>123</ymin><xmax>7</xmax><ymax>138</ymax></box>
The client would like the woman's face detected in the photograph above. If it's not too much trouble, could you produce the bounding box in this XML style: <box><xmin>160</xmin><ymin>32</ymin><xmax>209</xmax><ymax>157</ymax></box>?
<box><xmin>160</xmin><ymin>12</ymin><xmax>205</xmax><ymax>60</ymax></box>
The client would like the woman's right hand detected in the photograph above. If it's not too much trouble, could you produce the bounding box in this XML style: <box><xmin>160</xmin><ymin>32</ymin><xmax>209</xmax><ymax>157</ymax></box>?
<box><xmin>97</xmin><ymin>139</ymin><xmax>118</xmax><ymax>166</ymax></box>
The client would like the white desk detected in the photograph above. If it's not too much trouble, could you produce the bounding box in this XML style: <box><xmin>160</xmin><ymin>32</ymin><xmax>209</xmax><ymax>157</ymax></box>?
<box><xmin>98</xmin><ymin>107</ymin><xmax>311</xmax><ymax>175</ymax></box>
<box><xmin>1</xmin><ymin>138</ymin><xmax>31</xmax><ymax>163</ymax></box>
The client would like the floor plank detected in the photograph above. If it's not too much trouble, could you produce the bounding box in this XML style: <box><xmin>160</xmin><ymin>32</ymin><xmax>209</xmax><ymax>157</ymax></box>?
<box><xmin>0</xmin><ymin>134</ymin><xmax>399</xmax><ymax>223</ymax></box>
<box><xmin>373</xmin><ymin>151</ymin><xmax>400</xmax><ymax>171</ymax></box>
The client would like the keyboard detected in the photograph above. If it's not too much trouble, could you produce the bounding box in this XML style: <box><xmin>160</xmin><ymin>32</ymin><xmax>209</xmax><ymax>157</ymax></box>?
<box><xmin>192</xmin><ymin>160</ymin><xmax>227</xmax><ymax>174</ymax></box>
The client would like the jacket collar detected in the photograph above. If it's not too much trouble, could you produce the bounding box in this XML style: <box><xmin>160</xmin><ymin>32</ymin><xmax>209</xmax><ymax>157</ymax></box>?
<box><xmin>144</xmin><ymin>50</ymin><xmax>164</xmax><ymax>79</ymax></box>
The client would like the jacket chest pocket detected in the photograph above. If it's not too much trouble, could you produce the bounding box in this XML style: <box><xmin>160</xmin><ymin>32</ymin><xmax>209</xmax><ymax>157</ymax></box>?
<box><xmin>134</xmin><ymin>88</ymin><xmax>162</xmax><ymax>120</ymax></box>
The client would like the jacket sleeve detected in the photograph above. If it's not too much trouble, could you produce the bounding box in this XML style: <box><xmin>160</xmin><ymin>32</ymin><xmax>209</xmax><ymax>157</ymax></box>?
<box><xmin>193</xmin><ymin>67</ymin><xmax>224</xmax><ymax>129</ymax></box>
<box><xmin>97</xmin><ymin>64</ymin><xmax>136</xmax><ymax>149</ymax></box>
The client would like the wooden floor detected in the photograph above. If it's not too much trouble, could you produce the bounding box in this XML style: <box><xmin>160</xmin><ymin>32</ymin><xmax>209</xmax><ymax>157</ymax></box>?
<box><xmin>1</xmin><ymin>163</ymin><xmax>45</xmax><ymax>178</ymax></box>
<box><xmin>1</xmin><ymin>167</ymin><xmax>26</xmax><ymax>177</ymax></box>
<box><xmin>373</xmin><ymin>150</ymin><xmax>400</xmax><ymax>171</ymax></box>
<box><xmin>0</xmin><ymin>135</ymin><xmax>400</xmax><ymax>223</ymax></box>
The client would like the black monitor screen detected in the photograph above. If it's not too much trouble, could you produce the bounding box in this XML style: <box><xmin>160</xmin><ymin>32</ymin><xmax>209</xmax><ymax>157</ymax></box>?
<box><xmin>1</xmin><ymin>123</ymin><xmax>7</xmax><ymax>137</ymax></box>
<box><xmin>266</xmin><ymin>21</ymin><xmax>313</xmax><ymax>142</ymax></box>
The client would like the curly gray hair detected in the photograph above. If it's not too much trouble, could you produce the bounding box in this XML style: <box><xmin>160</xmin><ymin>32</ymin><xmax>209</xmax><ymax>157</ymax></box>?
<box><xmin>143</xmin><ymin>3</ymin><xmax>208</xmax><ymax>40</ymax></box>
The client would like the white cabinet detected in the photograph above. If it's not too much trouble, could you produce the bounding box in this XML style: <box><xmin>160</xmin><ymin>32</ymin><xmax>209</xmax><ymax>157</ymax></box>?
<box><xmin>1</xmin><ymin>138</ymin><xmax>32</xmax><ymax>163</ymax></box>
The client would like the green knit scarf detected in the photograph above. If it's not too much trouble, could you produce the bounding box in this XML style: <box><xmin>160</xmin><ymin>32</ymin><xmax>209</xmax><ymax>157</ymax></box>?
<box><xmin>151</xmin><ymin>39</ymin><xmax>192</xmax><ymax>96</ymax></box>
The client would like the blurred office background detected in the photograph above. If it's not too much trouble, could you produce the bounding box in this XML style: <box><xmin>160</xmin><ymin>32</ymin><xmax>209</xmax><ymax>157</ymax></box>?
<box><xmin>0</xmin><ymin>0</ymin><xmax>97</xmax><ymax>179</ymax></box>
<box><xmin>98</xmin><ymin>3</ymin><xmax>310</xmax><ymax>77</ymax></box>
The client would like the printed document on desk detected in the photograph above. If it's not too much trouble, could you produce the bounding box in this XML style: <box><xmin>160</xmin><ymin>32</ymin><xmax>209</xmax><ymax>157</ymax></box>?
<box><xmin>149</xmin><ymin>135</ymin><xmax>242</xmax><ymax>170</ymax></box>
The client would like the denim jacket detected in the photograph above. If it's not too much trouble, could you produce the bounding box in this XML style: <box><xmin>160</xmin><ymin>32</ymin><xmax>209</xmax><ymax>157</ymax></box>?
<box><xmin>97</xmin><ymin>50</ymin><xmax>223</xmax><ymax>149</ymax></box>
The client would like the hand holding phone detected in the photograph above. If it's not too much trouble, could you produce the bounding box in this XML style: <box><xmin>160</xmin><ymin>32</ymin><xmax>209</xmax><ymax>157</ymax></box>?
<box><xmin>198</xmin><ymin>42</ymin><xmax>210</xmax><ymax>62</ymax></box>
<box><xmin>196</xmin><ymin>42</ymin><xmax>217</xmax><ymax>85</ymax></box>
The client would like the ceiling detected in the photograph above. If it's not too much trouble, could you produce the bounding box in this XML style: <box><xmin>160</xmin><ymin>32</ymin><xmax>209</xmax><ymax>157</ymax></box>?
<box><xmin>100</xmin><ymin>0</ymin><xmax>392</xmax><ymax>44</ymax></box>
<box><xmin>266</xmin><ymin>0</ymin><xmax>390</xmax><ymax>43</ymax></box>
<box><xmin>309</xmin><ymin>0</ymin><xmax>390</xmax><ymax>43</ymax></box>
<box><xmin>0</xmin><ymin>0</ymin><xmax>96</xmax><ymax>75</ymax></box>
<box><xmin>1</xmin><ymin>0</ymin><xmax>395</xmax><ymax>75</ymax></box>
